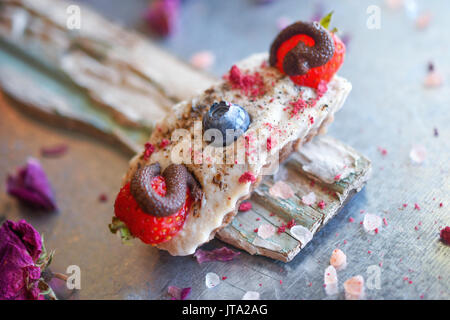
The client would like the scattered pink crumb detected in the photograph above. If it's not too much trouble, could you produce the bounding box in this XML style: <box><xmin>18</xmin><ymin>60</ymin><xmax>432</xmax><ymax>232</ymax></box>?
<box><xmin>334</xmin><ymin>174</ymin><xmax>341</xmax><ymax>181</ymax></box>
<box><xmin>98</xmin><ymin>194</ymin><xmax>108</xmax><ymax>202</ymax></box>
<box><xmin>222</xmin><ymin>276</ymin><xmax>227</xmax><ymax>280</ymax></box>
<box><xmin>403</xmin><ymin>203</ymin><xmax>408</xmax><ymax>208</ymax></box>
<box><xmin>377</xmin><ymin>146</ymin><xmax>387</xmax><ymax>156</ymax></box>
<box><xmin>414</xmin><ymin>203</ymin><xmax>421</xmax><ymax>210</ymax></box>
<box><xmin>317</xmin><ymin>200</ymin><xmax>326</xmax><ymax>210</ymax></box>
<box><xmin>239</xmin><ymin>201</ymin><xmax>252</xmax><ymax>212</ymax></box>
<box><xmin>239</xmin><ymin>171</ymin><xmax>256</xmax><ymax>184</ymax></box>
<box><xmin>349</xmin><ymin>217</ymin><xmax>355</xmax><ymax>223</ymax></box>
<box><xmin>383</xmin><ymin>218</ymin><xmax>388</xmax><ymax>226</ymax></box>
<box><xmin>159</xmin><ymin>138</ymin><xmax>170</xmax><ymax>149</ymax></box>
<box><xmin>286</xmin><ymin>219</ymin><xmax>296</xmax><ymax>229</ymax></box>
<box><xmin>143</xmin><ymin>142</ymin><xmax>155</xmax><ymax>160</ymax></box>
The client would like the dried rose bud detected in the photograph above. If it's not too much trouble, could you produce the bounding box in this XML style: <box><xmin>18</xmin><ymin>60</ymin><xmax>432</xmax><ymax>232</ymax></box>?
<box><xmin>144</xmin><ymin>0</ymin><xmax>180</xmax><ymax>37</ymax></box>
<box><xmin>440</xmin><ymin>226</ymin><xmax>450</xmax><ymax>245</ymax></box>
<box><xmin>0</xmin><ymin>220</ymin><xmax>43</xmax><ymax>300</ymax></box>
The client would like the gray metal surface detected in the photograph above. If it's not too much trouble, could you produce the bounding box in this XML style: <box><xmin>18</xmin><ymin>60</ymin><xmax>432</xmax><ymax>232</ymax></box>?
<box><xmin>1</xmin><ymin>0</ymin><xmax>449</xmax><ymax>299</ymax></box>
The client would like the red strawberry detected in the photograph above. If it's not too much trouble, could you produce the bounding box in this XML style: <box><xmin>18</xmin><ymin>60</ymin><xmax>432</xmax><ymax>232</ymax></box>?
<box><xmin>114</xmin><ymin>176</ymin><xmax>192</xmax><ymax>245</ymax></box>
<box><xmin>275</xmin><ymin>31</ymin><xmax>345</xmax><ymax>89</ymax></box>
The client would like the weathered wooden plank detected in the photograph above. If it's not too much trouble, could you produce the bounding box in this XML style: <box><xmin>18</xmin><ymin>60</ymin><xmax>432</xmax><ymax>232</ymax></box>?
<box><xmin>0</xmin><ymin>51</ymin><xmax>148</xmax><ymax>155</ymax></box>
<box><xmin>0</xmin><ymin>0</ymin><xmax>216</xmax><ymax>128</ymax></box>
<box><xmin>216</xmin><ymin>135</ymin><xmax>372</xmax><ymax>262</ymax></box>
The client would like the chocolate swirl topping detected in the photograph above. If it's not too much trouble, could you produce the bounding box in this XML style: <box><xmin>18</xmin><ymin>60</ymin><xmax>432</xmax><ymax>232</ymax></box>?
<box><xmin>269</xmin><ymin>21</ymin><xmax>334</xmax><ymax>76</ymax></box>
<box><xmin>130</xmin><ymin>163</ymin><xmax>203</xmax><ymax>217</ymax></box>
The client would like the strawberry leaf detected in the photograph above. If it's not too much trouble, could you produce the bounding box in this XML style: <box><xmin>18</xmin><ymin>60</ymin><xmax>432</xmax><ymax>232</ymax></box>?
<box><xmin>319</xmin><ymin>11</ymin><xmax>334</xmax><ymax>30</ymax></box>
<box><xmin>109</xmin><ymin>217</ymin><xmax>134</xmax><ymax>245</ymax></box>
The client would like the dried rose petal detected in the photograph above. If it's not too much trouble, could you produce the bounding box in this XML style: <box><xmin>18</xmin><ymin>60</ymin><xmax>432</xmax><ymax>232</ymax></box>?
<box><xmin>269</xmin><ymin>181</ymin><xmax>294</xmax><ymax>199</ymax></box>
<box><xmin>40</xmin><ymin>144</ymin><xmax>68</xmax><ymax>158</ymax></box>
<box><xmin>6</xmin><ymin>158</ymin><xmax>57</xmax><ymax>211</ymax></box>
<box><xmin>0</xmin><ymin>220</ymin><xmax>44</xmax><ymax>300</ymax></box>
<box><xmin>344</xmin><ymin>275</ymin><xmax>365</xmax><ymax>300</ymax></box>
<box><xmin>193</xmin><ymin>247</ymin><xmax>240</xmax><ymax>264</ymax></box>
<box><xmin>440</xmin><ymin>226</ymin><xmax>450</xmax><ymax>245</ymax></box>
<box><xmin>168</xmin><ymin>285</ymin><xmax>191</xmax><ymax>300</ymax></box>
<box><xmin>144</xmin><ymin>0</ymin><xmax>179</xmax><ymax>37</ymax></box>
<box><xmin>330</xmin><ymin>248</ymin><xmax>347</xmax><ymax>270</ymax></box>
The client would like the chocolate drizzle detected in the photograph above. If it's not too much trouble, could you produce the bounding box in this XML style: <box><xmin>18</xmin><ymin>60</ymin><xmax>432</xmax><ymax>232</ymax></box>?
<box><xmin>269</xmin><ymin>21</ymin><xmax>334</xmax><ymax>76</ymax></box>
<box><xmin>130</xmin><ymin>163</ymin><xmax>202</xmax><ymax>217</ymax></box>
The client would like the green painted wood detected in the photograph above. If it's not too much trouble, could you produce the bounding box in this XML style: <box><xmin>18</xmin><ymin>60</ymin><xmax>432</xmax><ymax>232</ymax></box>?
<box><xmin>217</xmin><ymin>136</ymin><xmax>372</xmax><ymax>262</ymax></box>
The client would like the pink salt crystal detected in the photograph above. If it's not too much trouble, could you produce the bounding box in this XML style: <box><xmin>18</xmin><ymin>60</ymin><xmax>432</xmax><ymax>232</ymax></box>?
<box><xmin>269</xmin><ymin>181</ymin><xmax>294</xmax><ymax>200</ymax></box>
<box><xmin>409</xmin><ymin>145</ymin><xmax>427</xmax><ymax>164</ymax></box>
<box><xmin>257</xmin><ymin>224</ymin><xmax>276</xmax><ymax>239</ymax></box>
<box><xmin>190</xmin><ymin>51</ymin><xmax>215</xmax><ymax>70</ymax></box>
<box><xmin>363</xmin><ymin>213</ymin><xmax>382</xmax><ymax>233</ymax></box>
<box><xmin>344</xmin><ymin>275</ymin><xmax>365</xmax><ymax>300</ymax></box>
<box><xmin>324</xmin><ymin>265</ymin><xmax>338</xmax><ymax>295</ymax></box>
<box><xmin>242</xmin><ymin>291</ymin><xmax>260</xmax><ymax>300</ymax></box>
<box><xmin>301</xmin><ymin>192</ymin><xmax>316</xmax><ymax>206</ymax></box>
<box><xmin>386</xmin><ymin>0</ymin><xmax>404</xmax><ymax>10</ymax></box>
<box><xmin>415</xmin><ymin>11</ymin><xmax>432</xmax><ymax>30</ymax></box>
<box><xmin>330</xmin><ymin>249</ymin><xmax>347</xmax><ymax>270</ymax></box>
<box><xmin>424</xmin><ymin>70</ymin><xmax>443</xmax><ymax>88</ymax></box>
<box><xmin>290</xmin><ymin>225</ymin><xmax>313</xmax><ymax>246</ymax></box>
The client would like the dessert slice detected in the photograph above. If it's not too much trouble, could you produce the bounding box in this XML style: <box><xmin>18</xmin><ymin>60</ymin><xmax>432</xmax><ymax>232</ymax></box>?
<box><xmin>111</xmin><ymin>19</ymin><xmax>352</xmax><ymax>256</ymax></box>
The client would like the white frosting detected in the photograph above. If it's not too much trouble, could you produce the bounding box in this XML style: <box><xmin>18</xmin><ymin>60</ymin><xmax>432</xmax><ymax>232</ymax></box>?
<box><xmin>124</xmin><ymin>53</ymin><xmax>352</xmax><ymax>256</ymax></box>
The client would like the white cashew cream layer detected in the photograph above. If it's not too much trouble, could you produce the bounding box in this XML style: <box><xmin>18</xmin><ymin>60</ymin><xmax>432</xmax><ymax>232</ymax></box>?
<box><xmin>123</xmin><ymin>53</ymin><xmax>352</xmax><ymax>256</ymax></box>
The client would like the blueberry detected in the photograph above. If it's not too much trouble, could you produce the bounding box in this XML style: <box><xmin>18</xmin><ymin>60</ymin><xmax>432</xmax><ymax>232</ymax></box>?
<box><xmin>203</xmin><ymin>101</ymin><xmax>251</xmax><ymax>147</ymax></box>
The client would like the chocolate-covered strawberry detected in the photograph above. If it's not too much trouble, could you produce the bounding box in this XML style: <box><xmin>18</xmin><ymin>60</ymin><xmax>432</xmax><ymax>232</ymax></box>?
<box><xmin>113</xmin><ymin>163</ymin><xmax>202</xmax><ymax>244</ymax></box>
<box><xmin>270</xmin><ymin>13</ymin><xmax>346</xmax><ymax>89</ymax></box>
